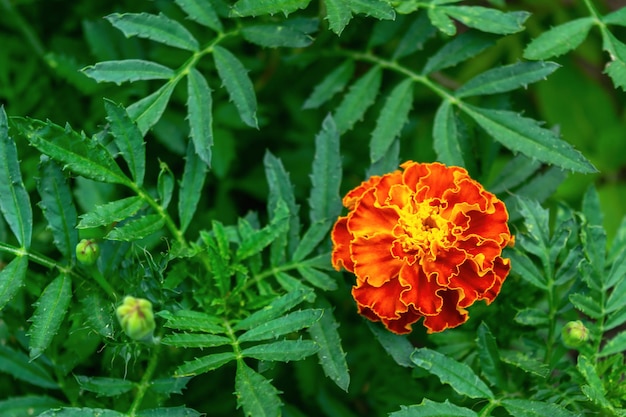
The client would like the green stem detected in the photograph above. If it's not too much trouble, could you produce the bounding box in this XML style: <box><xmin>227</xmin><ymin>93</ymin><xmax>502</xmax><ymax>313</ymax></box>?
<box><xmin>478</xmin><ymin>399</ymin><xmax>500</xmax><ymax>417</ymax></box>
<box><xmin>127</xmin><ymin>342</ymin><xmax>162</xmax><ymax>417</ymax></box>
<box><xmin>0</xmin><ymin>241</ymin><xmax>81</xmax><ymax>278</ymax></box>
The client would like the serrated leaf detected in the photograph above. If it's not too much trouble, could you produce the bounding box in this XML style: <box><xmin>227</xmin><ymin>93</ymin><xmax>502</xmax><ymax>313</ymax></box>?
<box><xmin>297</xmin><ymin>266</ymin><xmax>337</xmax><ymax>290</ymax></box>
<box><xmin>475</xmin><ymin>322</ymin><xmax>504</xmax><ymax>387</ymax></box>
<box><xmin>501</xmin><ymin>399</ymin><xmax>578</xmax><ymax>417</ymax></box>
<box><xmin>213</xmin><ymin>46</ymin><xmax>258</xmax><ymax>128</ymax></box>
<box><xmin>137</xmin><ymin>407</ymin><xmax>201</xmax><ymax>417</ymax></box>
<box><xmin>309</xmin><ymin>115</ymin><xmax>342</xmax><ymax>223</ymax></box>
<box><xmin>106</xmin><ymin>12</ymin><xmax>199</xmax><ymax>51</ymax></box>
<box><xmin>411</xmin><ymin>348</ymin><xmax>494</xmax><ymax>399</ymax></box>
<box><xmin>390</xmin><ymin>399</ymin><xmax>478</xmax><ymax>417</ymax></box>
<box><xmin>179</xmin><ymin>142</ymin><xmax>207</xmax><ymax>233</ymax></box>
<box><xmin>0</xmin><ymin>256</ymin><xmax>28</xmax><ymax>311</ymax></box>
<box><xmin>1</xmin><ymin>109</ymin><xmax>33</xmax><ymax>248</ymax></box>
<box><xmin>422</xmin><ymin>31</ymin><xmax>496</xmax><ymax>75</ymax></box>
<box><xmin>13</xmin><ymin>118</ymin><xmax>129</xmax><ymax>184</ymax></box>
<box><xmin>236</xmin><ymin>200</ymin><xmax>289</xmax><ymax>260</ymax></box>
<box><xmin>231</xmin><ymin>0</ymin><xmax>310</xmax><ymax>17</ymax></box>
<box><xmin>105</xmin><ymin>99</ymin><xmax>146</xmax><ymax>187</ymax></box>
<box><xmin>442</xmin><ymin>6</ymin><xmax>529</xmax><ymax>35</ymax></box>
<box><xmin>394</xmin><ymin>12</ymin><xmax>436</xmax><ymax>59</ymax></box>
<box><xmin>569</xmin><ymin>293</ymin><xmax>603</xmax><ymax>319</ymax></box>
<box><xmin>159</xmin><ymin>310</ymin><xmax>224</xmax><ymax>333</ymax></box>
<box><xmin>242</xmin><ymin>25</ymin><xmax>313</xmax><ymax>48</ymax></box>
<box><xmin>370</xmin><ymin>78</ymin><xmax>413</xmax><ymax>163</ymax></box>
<box><xmin>292</xmin><ymin>219</ymin><xmax>332</xmax><ymax>262</ymax></box>
<box><xmin>0</xmin><ymin>344</ymin><xmax>58</xmax><ymax>389</ymax></box>
<box><xmin>77</xmin><ymin>196</ymin><xmax>144</xmax><ymax>228</ymax></box>
<box><xmin>607</xmin><ymin>269</ymin><xmax>626</xmax><ymax>313</ymax></box>
<box><xmin>235</xmin><ymin>361</ymin><xmax>282</xmax><ymax>417</ymax></box>
<box><xmin>303</xmin><ymin>60</ymin><xmax>354</xmax><ymax>109</ymax></box>
<box><xmin>175</xmin><ymin>352</ymin><xmax>236</xmax><ymax>377</ymax></box>
<box><xmin>603</xmin><ymin>7</ymin><xmax>626</xmax><ymax>26</ymax></box>
<box><xmin>514</xmin><ymin>308</ymin><xmax>549</xmax><ymax>326</ymax></box>
<box><xmin>0</xmin><ymin>395</ymin><xmax>64</xmax><ymax>417</ymax></box>
<box><xmin>105</xmin><ymin>214</ymin><xmax>165</xmax><ymax>241</ymax></box>
<box><xmin>433</xmin><ymin>99</ymin><xmax>464</xmax><ymax>167</ymax></box>
<box><xmin>234</xmin><ymin>288</ymin><xmax>315</xmax><ymax>331</ymax></box>
<box><xmin>507</xmin><ymin>250</ymin><xmax>547</xmax><ymax>290</ymax></box>
<box><xmin>174</xmin><ymin>0</ymin><xmax>223</xmax><ymax>32</ymax></box>
<box><xmin>367</xmin><ymin>321</ymin><xmax>413</xmax><ymax>367</ymax></box>
<box><xmin>242</xmin><ymin>339</ymin><xmax>319</xmax><ymax>362</ymax></box>
<box><xmin>462</xmin><ymin>105</ymin><xmax>597</xmax><ymax>173</ymax></box>
<box><xmin>161</xmin><ymin>333</ymin><xmax>231</xmax><ymax>348</ymax></box>
<box><xmin>598</xmin><ymin>331</ymin><xmax>626</xmax><ymax>357</ymax></box>
<box><xmin>28</xmin><ymin>274</ymin><xmax>72</xmax><ymax>360</ymax></box>
<box><xmin>187</xmin><ymin>68</ymin><xmax>213</xmax><ymax>167</ymax></box>
<box><xmin>603</xmin><ymin>32</ymin><xmax>626</xmax><ymax>91</ymax></box>
<box><xmin>348</xmin><ymin>0</ymin><xmax>395</xmax><ymax>20</ymax></box>
<box><xmin>81</xmin><ymin>291</ymin><xmax>115</xmax><ymax>338</ymax></box>
<box><xmin>456</xmin><ymin>61</ymin><xmax>560</xmax><ymax>98</ymax></box>
<box><xmin>428</xmin><ymin>7</ymin><xmax>456</xmax><ymax>36</ymax></box>
<box><xmin>149</xmin><ymin>377</ymin><xmax>192</xmax><ymax>395</ymax></box>
<box><xmin>489</xmin><ymin>154</ymin><xmax>541</xmax><ymax>193</ymax></box>
<box><xmin>309</xmin><ymin>304</ymin><xmax>350</xmax><ymax>391</ymax></box>
<box><xmin>127</xmin><ymin>81</ymin><xmax>177</xmax><ymax>135</ymax></box>
<box><xmin>157</xmin><ymin>162</ymin><xmax>175</xmax><ymax>209</ymax></box>
<box><xmin>577</xmin><ymin>355</ymin><xmax>613</xmax><ymax>409</ymax></box>
<box><xmin>75</xmin><ymin>375</ymin><xmax>135</xmax><ymax>397</ymax></box>
<box><xmin>83</xmin><ymin>59</ymin><xmax>174</xmax><ymax>85</ymax></box>
<box><xmin>38</xmin><ymin>408</ymin><xmax>124</xmax><ymax>417</ymax></box>
<box><xmin>324</xmin><ymin>0</ymin><xmax>352</xmax><ymax>35</ymax></box>
<box><xmin>36</xmin><ymin>157</ymin><xmax>78</xmax><ymax>259</ymax></box>
<box><xmin>524</xmin><ymin>17</ymin><xmax>594</xmax><ymax>60</ymax></box>
<box><xmin>238</xmin><ymin>308</ymin><xmax>323</xmax><ymax>342</ymax></box>
<box><xmin>605</xmin><ymin>308</ymin><xmax>626</xmax><ymax>331</ymax></box>
<box><xmin>333</xmin><ymin>66</ymin><xmax>382</xmax><ymax>133</ymax></box>
<box><xmin>500</xmin><ymin>350</ymin><xmax>549</xmax><ymax>378</ymax></box>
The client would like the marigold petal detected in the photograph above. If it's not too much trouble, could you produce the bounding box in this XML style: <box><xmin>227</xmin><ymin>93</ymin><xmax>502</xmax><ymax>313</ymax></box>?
<box><xmin>398</xmin><ymin>264</ymin><xmax>444</xmax><ymax>316</ymax></box>
<box><xmin>331</xmin><ymin>217</ymin><xmax>354</xmax><ymax>272</ymax></box>
<box><xmin>352</xmin><ymin>279</ymin><xmax>409</xmax><ymax>320</ymax></box>
<box><xmin>343</xmin><ymin>174</ymin><xmax>385</xmax><ymax>209</ymax></box>
<box><xmin>347</xmin><ymin>188</ymin><xmax>399</xmax><ymax>239</ymax></box>
<box><xmin>420</xmin><ymin>246</ymin><xmax>467</xmax><ymax>286</ymax></box>
<box><xmin>422</xmin><ymin>289</ymin><xmax>468</xmax><ymax>333</ymax></box>
<box><xmin>352</xmin><ymin>234</ymin><xmax>403</xmax><ymax>287</ymax></box>
<box><xmin>449</xmin><ymin>258</ymin><xmax>499</xmax><ymax>307</ymax></box>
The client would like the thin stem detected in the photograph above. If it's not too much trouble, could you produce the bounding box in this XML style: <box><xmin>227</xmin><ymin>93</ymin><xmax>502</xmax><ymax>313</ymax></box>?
<box><xmin>478</xmin><ymin>399</ymin><xmax>500</xmax><ymax>417</ymax></box>
<box><xmin>0</xmin><ymin>242</ymin><xmax>80</xmax><ymax>278</ymax></box>
<box><xmin>127</xmin><ymin>342</ymin><xmax>162</xmax><ymax>417</ymax></box>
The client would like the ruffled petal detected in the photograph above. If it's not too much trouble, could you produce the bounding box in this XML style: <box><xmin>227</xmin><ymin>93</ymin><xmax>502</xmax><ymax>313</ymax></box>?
<box><xmin>353</xmin><ymin>279</ymin><xmax>409</xmax><ymax>320</ymax></box>
<box><xmin>398</xmin><ymin>264</ymin><xmax>444</xmax><ymax>316</ymax></box>
<box><xmin>422</xmin><ymin>289</ymin><xmax>468</xmax><ymax>333</ymax></box>
<box><xmin>352</xmin><ymin>234</ymin><xmax>403</xmax><ymax>287</ymax></box>
<box><xmin>348</xmin><ymin>188</ymin><xmax>399</xmax><ymax>239</ymax></box>
<box><xmin>331</xmin><ymin>217</ymin><xmax>354</xmax><ymax>272</ymax></box>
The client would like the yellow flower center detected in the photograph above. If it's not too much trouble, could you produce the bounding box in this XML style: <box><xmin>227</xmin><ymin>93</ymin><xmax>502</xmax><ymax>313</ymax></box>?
<box><xmin>395</xmin><ymin>201</ymin><xmax>449</xmax><ymax>258</ymax></box>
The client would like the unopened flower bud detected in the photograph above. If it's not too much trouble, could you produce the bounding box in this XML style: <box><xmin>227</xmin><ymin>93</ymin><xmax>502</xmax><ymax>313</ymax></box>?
<box><xmin>116</xmin><ymin>296</ymin><xmax>156</xmax><ymax>342</ymax></box>
<box><xmin>562</xmin><ymin>320</ymin><xmax>589</xmax><ymax>347</ymax></box>
<box><xmin>76</xmin><ymin>239</ymin><xmax>100</xmax><ymax>265</ymax></box>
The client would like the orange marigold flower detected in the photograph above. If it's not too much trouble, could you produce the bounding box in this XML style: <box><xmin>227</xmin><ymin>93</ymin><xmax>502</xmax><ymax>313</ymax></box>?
<box><xmin>331</xmin><ymin>161</ymin><xmax>513</xmax><ymax>334</ymax></box>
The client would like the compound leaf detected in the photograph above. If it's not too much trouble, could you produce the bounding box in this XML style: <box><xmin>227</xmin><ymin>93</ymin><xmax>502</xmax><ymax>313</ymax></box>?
<box><xmin>242</xmin><ymin>339</ymin><xmax>319</xmax><ymax>362</ymax></box>
<box><xmin>433</xmin><ymin>99</ymin><xmax>464</xmax><ymax>167</ymax></box>
<box><xmin>523</xmin><ymin>17</ymin><xmax>594</xmax><ymax>60</ymax></box>
<box><xmin>242</xmin><ymin>24</ymin><xmax>313</xmax><ymax>48</ymax></box>
<box><xmin>501</xmin><ymin>399</ymin><xmax>577</xmax><ymax>417</ymax></box>
<box><xmin>231</xmin><ymin>0</ymin><xmax>310</xmax><ymax>17</ymax></box>
<box><xmin>178</xmin><ymin>142</ymin><xmax>207</xmax><ymax>233</ymax></box>
<box><xmin>234</xmin><ymin>287</ymin><xmax>315</xmax><ymax>331</ymax></box>
<box><xmin>83</xmin><ymin>59</ymin><xmax>174</xmax><ymax>85</ymax></box>
<box><xmin>303</xmin><ymin>60</ymin><xmax>354</xmax><ymax>109</ymax></box>
<box><xmin>175</xmin><ymin>352</ymin><xmax>236</xmax><ymax>377</ymax></box>
<box><xmin>325</xmin><ymin>0</ymin><xmax>352</xmax><ymax>35</ymax></box>
<box><xmin>161</xmin><ymin>333</ymin><xmax>231</xmax><ymax>348</ymax></box>
<box><xmin>127</xmin><ymin>81</ymin><xmax>177</xmax><ymax>135</ymax></box>
<box><xmin>390</xmin><ymin>399</ymin><xmax>478</xmax><ymax>417</ymax></box>
<box><xmin>442</xmin><ymin>6</ymin><xmax>529</xmax><ymax>35</ymax></box>
<box><xmin>238</xmin><ymin>309</ymin><xmax>324</xmax><ymax>342</ymax></box>
<box><xmin>309</xmin><ymin>115</ymin><xmax>342</xmax><ymax>223</ymax></box>
<box><xmin>77</xmin><ymin>196</ymin><xmax>145</xmax><ymax>229</ymax></box>
<box><xmin>174</xmin><ymin>0</ymin><xmax>223</xmax><ymax>32</ymax></box>
<box><xmin>0</xmin><ymin>256</ymin><xmax>28</xmax><ymax>312</ymax></box>
<box><xmin>422</xmin><ymin>31</ymin><xmax>496</xmax><ymax>75</ymax></box>
<box><xmin>187</xmin><ymin>68</ymin><xmax>213</xmax><ymax>167</ymax></box>
<box><xmin>105</xmin><ymin>214</ymin><xmax>165</xmax><ymax>241</ymax></box>
<box><xmin>75</xmin><ymin>376</ymin><xmax>136</xmax><ymax>397</ymax></box>
<box><xmin>333</xmin><ymin>66</ymin><xmax>382</xmax><ymax>134</ymax></box>
<box><xmin>235</xmin><ymin>361</ymin><xmax>281</xmax><ymax>417</ymax></box>
<box><xmin>309</xmin><ymin>304</ymin><xmax>350</xmax><ymax>391</ymax></box>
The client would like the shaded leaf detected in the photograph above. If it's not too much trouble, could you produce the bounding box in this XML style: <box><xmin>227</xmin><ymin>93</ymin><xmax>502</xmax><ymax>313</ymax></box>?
<box><xmin>105</xmin><ymin>214</ymin><xmax>165</xmax><ymax>241</ymax></box>
<box><xmin>348</xmin><ymin>0</ymin><xmax>395</xmax><ymax>20</ymax></box>
<box><xmin>368</xmin><ymin>321</ymin><xmax>414</xmax><ymax>368</ymax></box>
<box><xmin>475</xmin><ymin>322</ymin><xmax>504</xmax><ymax>387</ymax></box>
<box><xmin>39</xmin><ymin>408</ymin><xmax>124</xmax><ymax>417</ymax></box>
<box><xmin>501</xmin><ymin>399</ymin><xmax>578</xmax><ymax>417</ymax></box>
<box><xmin>174</xmin><ymin>0</ymin><xmax>223</xmax><ymax>32</ymax></box>
<box><xmin>297</xmin><ymin>266</ymin><xmax>337</xmax><ymax>291</ymax></box>
<box><xmin>161</xmin><ymin>333</ymin><xmax>231</xmax><ymax>348</ymax></box>
<box><xmin>75</xmin><ymin>375</ymin><xmax>135</xmax><ymax>397</ymax></box>
<box><xmin>423</xmin><ymin>31</ymin><xmax>496</xmax><ymax>75</ymax></box>
<box><xmin>238</xmin><ymin>309</ymin><xmax>324</xmax><ymax>342</ymax></box>
<box><xmin>137</xmin><ymin>407</ymin><xmax>202</xmax><ymax>417</ymax></box>
<box><xmin>324</xmin><ymin>0</ymin><xmax>352</xmax><ymax>35</ymax></box>
<box><xmin>292</xmin><ymin>219</ymin><xmax>332</xmax><ymax>262</ymax></box>
<box><xmin>500</xmin><ymin>350</ymin><xmax>549</xmax><ymax>378</ymax></box>
<box><xmin>333</xmin><ymin>66</ymin><xmax>382</xmax><ymax>134</ymax></box>
<box><xmin>242</xmin><ymin>339</ymin><xmax>319</xmax><ymax>362</ymax></box>
<box><xmin>83</xmin><ymin>59</ymin><xmax>174</xmax><ymax>85</ymax></box>
<box><xmin>175</xmin><ymin>352</ymin><xmax>236</xmax><ymax>377</ymax></box>
<box><xmin>0</xmin><ymin>395</ymin><xmax>64</xmax><ymax>417</ymax></box>
<box><xmin>235</xmin><ymin>361</ymin><xmax>282</xmax><ymax>417</ymax></box>
<box><xmin>127</xmin><ymin>81</ymin><xmax>177</xmax><ymax>135</ymax></box>
<box><xmin>234</xmin><ymin>287</ymin><xmax>315</xmax><ymax>331</ymax></box>
<box><xmin>524</xmin><ymin>17</ymin><xmax>594</xmax><ymax>60</ymax></box>
<box><xmin>159</xmin><ymin>310</ymin><xmax>224</xmax><ymax>333</ymax></box>
<box><xmin>157</xmin><ymin>162</ymin><xmax>175</xmax><ymax>209</ymax></box>
<box><xmin>303</xmin><ymin>60</ymin><xmax>354</xmax><ymax>109</ymax></box>
<box><xmin>433</xmin><ymin>99</ymin><xmax>464</xmax><ymax>167</ymax></box>
<box><xmin>105</xmin><ymin>99</ymin><xmax>146</xmax><ymax>187</ymax></box>
<box><xmin>0</xmin><ymin>256</ymin><xmax>28</xmax><ymax>311</ymax></box>
<box><xmin>236</xmin><ymin>200</ymin><xmax>289</xmax><ymax>260</ymax></box>
<box><xmin>77</xmin><ymin>196</ymin><xmax>144</xmax><ymax>229</ymax></box>
<box><xmin>598</xmin><ymin>331</ymin><xmax>626</xmax><ymax>357</ymax></box>
<box><xmin>187</xmin><ymin>68</ymin><xmax>213</xmax><ymax>167</ymax></box>
<box><xmin>0</xmin><ymin>344</ymin><xmax>58</xmax><ymax>389</ymax></box>
<box><xmin>309</xmin><ymin>304</ymin><xmax>350</xmax><ymax>391</ymax></box>
<box><xmin>242</xmin><ymin>25</ymin><xmax>313</xmax><ymax>48</ymax></box>
<box><xmin>149</xmin><ymin>377</ymin><xmax>192</xmax><ymax>395</ymax></box>
<box><xmin>309</xmin><ymin>115</ymin><xmax>342</xmax><ymax>223</ymax></box>
<box><xmin>231</xmin><ymin>0</ymin><xmax>310</xmax><ymax>17</ymax></box>
<box><xmin>178</xmin><ymin>141</ymin><xmax>207</xmax><ymax>233</ymax></box>
<box><xmin>390</xmin><ymin>399</ymin><xmax>478</xmax><ymax>417</ymax></box>
<box><xmin>442</xmin><ymin>6</ymin><xmax>529</xmax><ymax>35</ymax></box>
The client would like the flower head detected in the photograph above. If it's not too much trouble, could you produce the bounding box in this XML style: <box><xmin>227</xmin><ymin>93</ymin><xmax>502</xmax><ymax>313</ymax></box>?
<box><xmin>331</xmin><ymin>161</ymin><xmax>512</xmax><ymax>334</ymax></box>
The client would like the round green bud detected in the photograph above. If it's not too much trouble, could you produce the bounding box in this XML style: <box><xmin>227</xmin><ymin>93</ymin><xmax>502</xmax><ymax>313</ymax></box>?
<box><xmin>116</xmin><ymin>296</ymin><xmax>156</xmax><ymax>342</ymax></box>
<box><xmin>562</xmin><ymin>320</ymin><xmax>589</xmax><ymax>347</ymax></box>
<box><xmin>76</xmin><ymin>239</ymin><xmax>100</xmax><ymax>266</ymax></box>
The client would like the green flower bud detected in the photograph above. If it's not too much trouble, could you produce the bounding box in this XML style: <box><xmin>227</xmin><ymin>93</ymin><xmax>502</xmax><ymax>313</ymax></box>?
<box><xmin>116</xmin><ymin>296</ymin><xmax>156</xmax><ymax>342</ymax></box>
<box><xmin>562</xmin><ymin>320</ymin><xmax>589</xmax><ymax>347</ymax></box>
<box><xmin>76</xmin><ymin>239</ymin><xmax>100</xmax><ymax>265</ymax></box>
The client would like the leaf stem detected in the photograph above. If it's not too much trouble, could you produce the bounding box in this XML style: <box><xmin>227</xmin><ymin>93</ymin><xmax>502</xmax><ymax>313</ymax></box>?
<box><xmin>0</xmin><ymin>242</ymin><xmax>79</xmax><ymax>278</ymax></box>
<box><xmin>127</xmin><ymin>341</ymin><xmax>162</xmax><ymax>417</ymax></box>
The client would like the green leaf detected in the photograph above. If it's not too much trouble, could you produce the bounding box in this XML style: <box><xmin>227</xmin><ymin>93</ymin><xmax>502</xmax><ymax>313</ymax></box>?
<box><xmin>292</xmin><ymin>219</ymin><xmax>332</xmax><ymax>262</ymax></box>
<box><xmin>81</xmin><ymin>291</ymin><xmax>115</xmax><ymax>338</ymax></box>
<box><xmin>393</xmin><ymin>12</ymin><xmax>436</xmax><ymax>59</ymax></box>
<box><xmin>462</xmin><ymin>105</ymin><xmax>597</xmax><ymax>173</ymax></box>
<box><xmin>137</xmin><ymin>407</ymin><xmax>202</xmax><ymax>417</ymax></box>
<box><xmin>297</xmin><ymin>266</ymin><xmax>337</xmax><ymax>291</ymax></box>
<box><xmin>348</xmin><ymin>0</ymin><xmax>395</xmax><ymax>20</ymax></box>
<box><xmin>38</xmin><ymin>408</ymin><xmax>124</xmax><ymax>417</ymax></box>
<box><xmin>577</xmin><ymin>355</ymin><xmax>613</xmax><ymax>410</ymax></box>
<box><xmin>370</xmin><ymin>78</ymin><xmax>413</xmax><ymax>163</ymax></box>
<box><xmin>603</xmin><ymin>7</ymin><xmax>626</xmax><ymax>26</ymax></box>
<box><xmin>523</xmin><ymin>17</ymin><xmax>594</xmax><ymax>60</ymax></box>
<box><xmin>428</xmin><ymin>7</ymin><xmax>456</xmax><ymax>36</ymax></box>
<box><xmin>368</xmin><ymin>321</ymin><xmax>414</xmax><ymax>367</ymax></box>
<box><xmin>303</xmin><ymin>60</ymin><xmax>354</xmax><ymax>109</ymax></box>
<box><xmin>178</xmin><ymin>142</ymin><xmax>207</xmax><ymax>233</ymax></box>
<box><xmin>607</xmin><ymin>268</ymin><xmax>626</xmax><ymax>313</ymax></box>
<box><xmin>309</xmin><ymin>304</ymin><xmax>350</xmax><ymax>391</ymax></box>
<box><xmin>569</xmin><ymin>293</ymin><xmax>603</xmax><ymax>319</ymax></box>
<box><xmin>489</xmin><ymin>155</ymin><xmax>541</xmax><ymax>193</ymax></box>
<box><xmin>159</xmin><ymin>310</ymin><xmax>224</xmax><ymax>333</ymax></box>
<box><xmin>75</xmin><ymin>375</ymin><xmax>135</xmax><ymax>397</ymax></box>
<box><xmin>606</xmin><ymin>307</ymin><xmax>626</xmax><ymax>331</ymax></box>
<box><xmin>598</xmin><ymin>331</ymin><xmax>626</xmax><ymax>357</ymax></box>
<box><xmin>242</xmin><ymin>25</ymin><xmax>313</xmax><ymax>48</ymax></box>
<box><xmin>433</xmin><ymin>100</ymin><xmax>464</xmax><ymax>167</ymax></box>
<box><xmin>514</xmin><ymin>308</ymin><xmax>550</xmax><ymax>326</ymax></box>
<box><xmin>187</xmin><ymin>68</ymin><xmax>214</xmax><ymax>167</ymax></box>
<box><xmin>231</xmin><ymin>0</ymin><xmax>310</xmax><ymax>17</ymax></box>
<box><xmin>106</xmin><ymin>12</ymin><xmax>199</xmax><ymax>51</ymax></box>
<box><xmin>456</xmin><ymin>61</ymin><xmax>560</xmax><ymax>98</ymax></box>
<box><xmin>602</xmin><ymin>32</ymin><xmax>626</xmax><ymax>91</ymax></box>
<box><xmin>501</xmin><ymin>399</ymin><xmax>578</xmax><ymax>417</ymax></box>
<box><xmin>441</xmin><ymin>6</ymin><xmax>529</xmax><ymax>35</ymax></box>
<box><xmin>0</xmin><ymin>395</ymin><xmax>64</xmax><ymax>417</ymax></box>
<box><xmin>236</xmin><ymin>200</ymin><xmax>290</xmax><ymax>260</ymax></box>
<box><xmin>149</xmin><ymin>377</ymin><xmax>192</xmax><ymax>395</ymax></box>
<box><xmin>234</xmin><ymin>287</ymin><xmax>315</xmax><ymax>331</ymax></box>
<box><xmin>161</xmin><ymin>333</ymin><xmax>231</xmax><ymax>348</ymax></box>
<box><xmin>390</xmin><ymin>399</ymin><xmax>478</xmax><ymax>417</ymax></box>
<box><xmin>174</xmin><ymin>0</ymin><xmax>223</xmax><ymax>32</ymax></box>
<box><xmin>499</xmin><ymin>350</ymin><xmax>549</xmax><ymax>378</ymax></box>
<box><xmin>13</xmin><ymin>118</ymin><xmax>130</xmax><ymax>184</ymax></box>
<box><xmin>36</xmin><ymin>157</ymin><xmax>78</xmax><ymax>260</ymax></box>
<box><xmin>83</xmin><ymin>59</ymin><xmax>174</xmax><ymax>85</ymax></box>
<box><xmin>0</xmin><ymin>109</ymin><xmax>33</xmax><ymax>248</ymax></box>
<box><xmin>28</xmin><ymin>274</ymin><xmax>72</xmax><ymax>360</ymax></box>
<box><xmin>238</xmin><ymin>308</ymin><xmax>324</xmax><ymax>342</ymax></box>
<box><xmin>242</xmin><ymin>339</ymin><xmax>319</xmax><ymax>362</ymax></box>
<box><xmin>175</xmin><ymin>352</ymin><xmax>236</xmax><ymax>377</ymax></box>
<box><xmin>411</xmin><ymin>348</ymin><xmax>494</xmax><ymax>399</ymax></box>
<box><xmin>104</xmin><ymin>99</ymin><xmax>146</xmax><ymax>187</ymax></box>
<box><xmin>235</xmin><ymin>361</ymin><xmax>282</xmax><ymax>417</ymax></box>
<box><xmin>507</xmin><ymin>250</ymin><xmax>547</xmax><ymax>290</ymax></box>
<box><xmin>105</xmin><ymin>214</ymin><xmax>165</xmax><ymax>241</ymax></box>
<box><xmin>0</xmin><ymin>344</ymin><xmax>58</xmax><ymax>389</ymax></box>
<box><xmin>127</xmin><ymin>81</ymin><xmax>177</xmax><ymax>135</ymax></box>
<box><xmin>213</xmin><ymin>46</ymin><xmax>258</xmax><ymax>128</ymax></box>
<box><xmin>475</xmin><ymin>322</ymin><xmax>504</xmax><ymax>387</ymax></box>
<box><xmin>0</xmin><ymin>256</ymin><xmax>28</xmax><ymax>310</ymax></box>
<box><xmin>309</xmin><ymin>115</ymin><xmax>342</xmax><ymax>223</ymax></box>
<box><xmin>324</xmin><ymin>0</ymin><xmax>352</xmax><ymax>35</ymax></box>
<box><xmin>333</xmin><ymin>66</ymin><xmax>382</xmax><ymax>133</ymax></box>
<box><xmin>422</xmin><ymin>31</ymin><xmax>496</xmax><ymax>75</ymax></box>
<box><xmin>157</xmin><ymin>162</ymin><xmax>175</xmax><ymax>209</ymax></box>
<box><xmin>77</xmin><ymin>196</ymin><xmax>144</xmax><ymax>229</ymax></box>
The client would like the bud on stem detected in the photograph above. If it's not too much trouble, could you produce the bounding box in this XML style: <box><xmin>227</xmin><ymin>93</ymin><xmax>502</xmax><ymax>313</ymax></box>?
<box><xmin>116</xmin><ymin>296</ymin><xmax>156</xmax><ymax>342</ymax></box>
